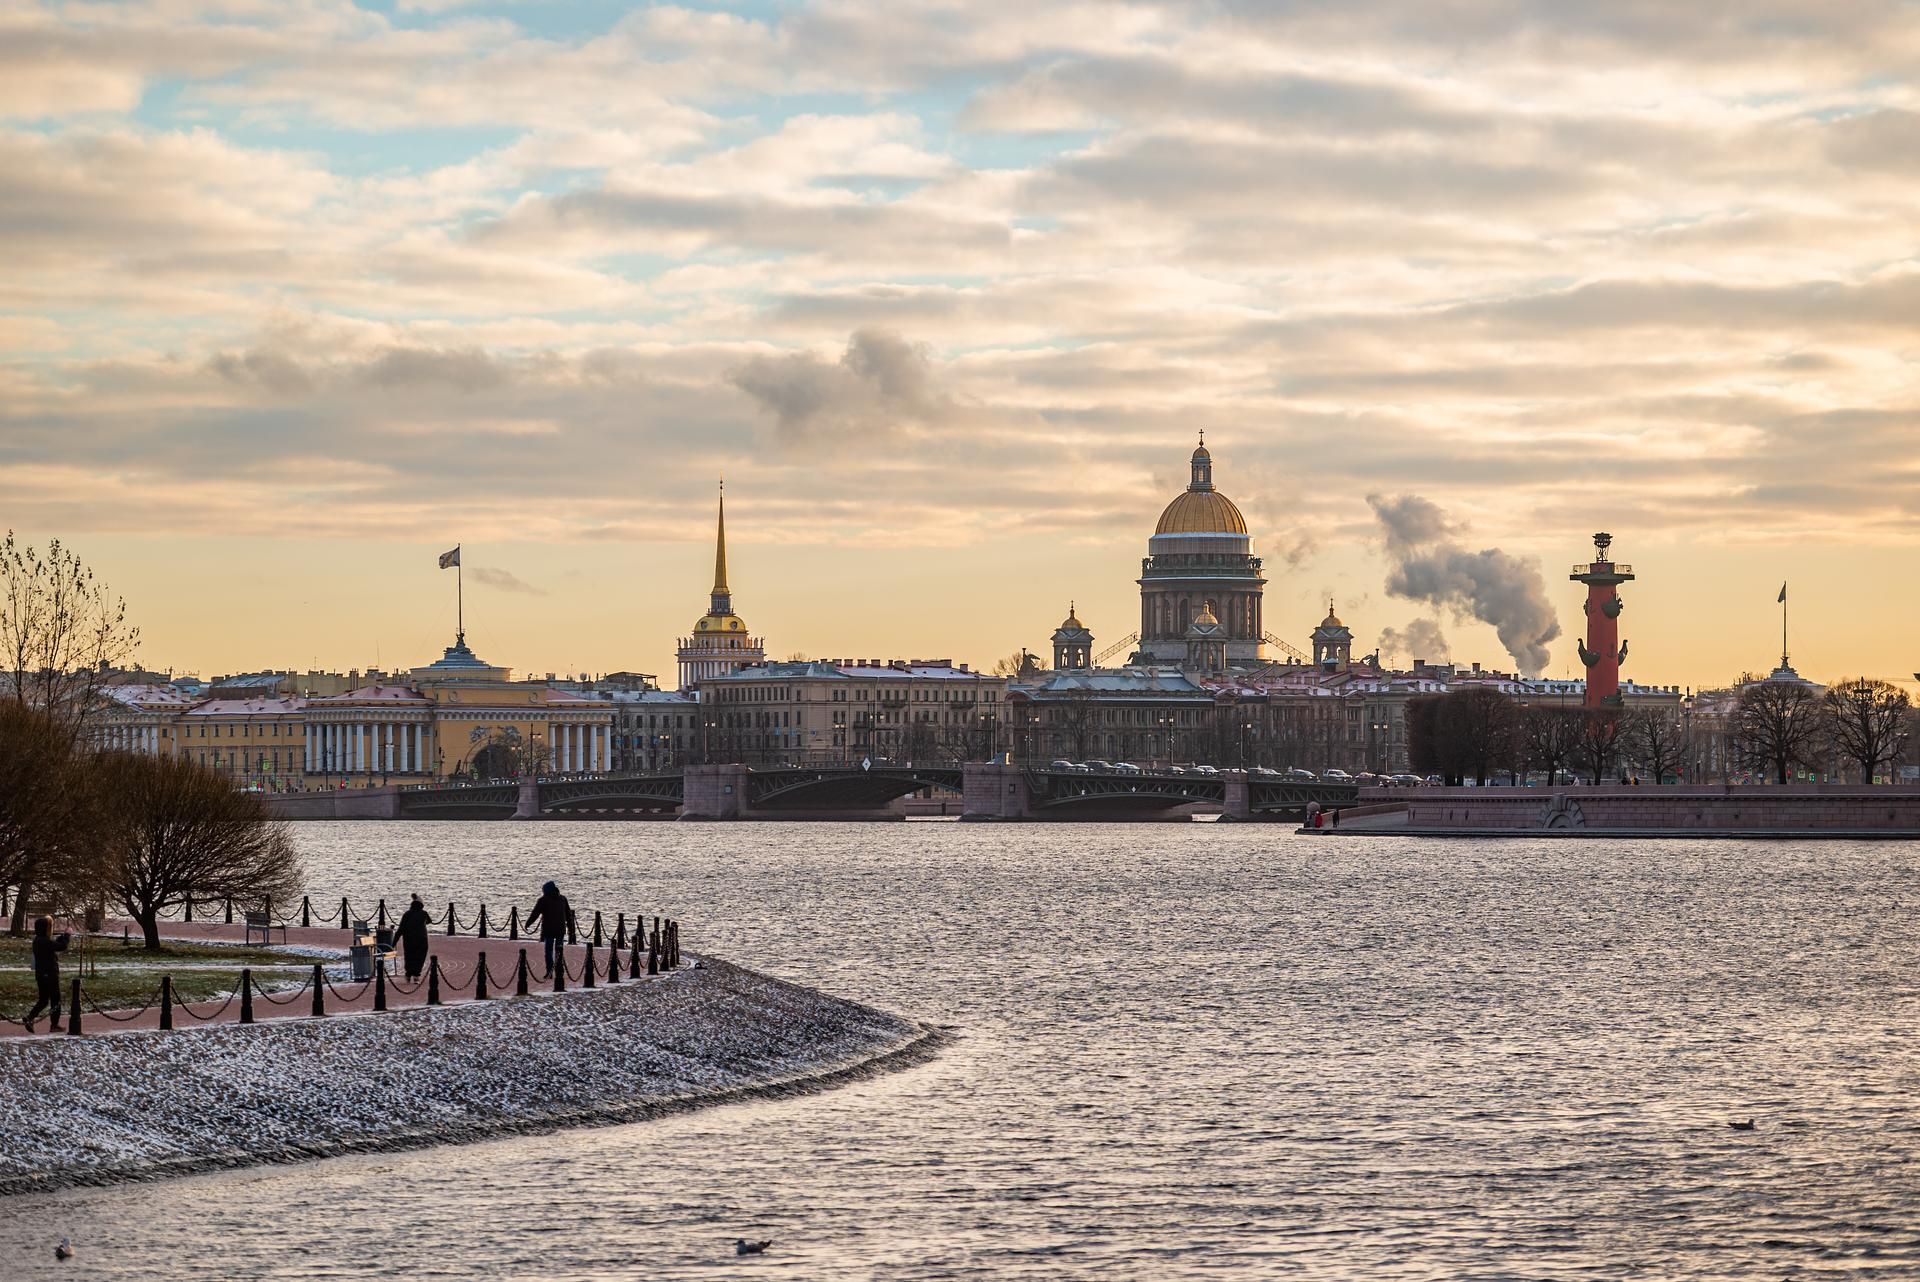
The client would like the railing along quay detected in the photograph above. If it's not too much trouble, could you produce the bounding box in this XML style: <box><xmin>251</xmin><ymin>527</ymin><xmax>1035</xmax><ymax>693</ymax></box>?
<box><xmin>0</xmin><ymin>891</ymin><xmax>683</xmax><ymax>1037</ymax></box>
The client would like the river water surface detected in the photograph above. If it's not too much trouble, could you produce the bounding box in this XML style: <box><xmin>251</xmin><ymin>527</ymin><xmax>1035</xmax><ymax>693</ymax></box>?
<box><xmin>4</xmin><ymin>822</ymin><xmax>1917</xmax><ymax>1279</ymax></box>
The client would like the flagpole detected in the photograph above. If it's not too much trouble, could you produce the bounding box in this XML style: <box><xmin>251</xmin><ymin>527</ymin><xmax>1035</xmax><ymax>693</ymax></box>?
<box><xmin>457</xmin><ymin>552</ymin><xmax>464</xmax><ymax>641</ymax></box>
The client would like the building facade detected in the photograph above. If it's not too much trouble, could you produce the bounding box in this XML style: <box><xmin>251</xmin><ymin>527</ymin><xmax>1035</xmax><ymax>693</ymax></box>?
<box><xmin>697</xmin><ymin>658</ymin><xmax>1010</xmax><ymax>765</ymax></box>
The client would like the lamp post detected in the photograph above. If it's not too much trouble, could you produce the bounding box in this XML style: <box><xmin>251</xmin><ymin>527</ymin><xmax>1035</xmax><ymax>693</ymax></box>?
<box><xmin>1157</xmin><ymin>713</ymin><xmax>1174</xmax><ymax>767</ymax></box>
<box><xmin>1241</xmin><ymin>720</ymin><xmax>1253</xmax><ymax>768</ymax></box>
<box><xmin>1369</xmin><ymin>720</ymin><xmax>1389</xmax><ymax>774</ymax></box>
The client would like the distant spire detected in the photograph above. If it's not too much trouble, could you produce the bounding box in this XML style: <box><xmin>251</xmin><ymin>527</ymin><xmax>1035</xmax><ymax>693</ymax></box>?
<box><xmin>712</xmin><ymin>480</ymin><xmax>729</xmax><ymax>597</ymax></box>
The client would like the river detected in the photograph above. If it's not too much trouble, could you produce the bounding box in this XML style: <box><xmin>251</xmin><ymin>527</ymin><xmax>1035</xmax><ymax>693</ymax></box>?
<box><xmin>3</xmin><ymin>821</ymin><xmax>1916</xmax><ymax>1279</ymax></box>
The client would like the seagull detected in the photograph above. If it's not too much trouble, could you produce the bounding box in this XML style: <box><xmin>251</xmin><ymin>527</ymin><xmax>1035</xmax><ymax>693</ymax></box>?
<box><xmin>1728</xmin><ymin>1118</ymin><xmax>1757</xmax><ymax>1131</ymax></box>
<box><xmin>735</xmin><ymin>1238</ymin><xmax>772</xmax><ymax>1256</ymax></box>
<box><xmin>55</xmin><ymin>1238</ymin><xmax>73</xmax><ymax>1261</ymax></box>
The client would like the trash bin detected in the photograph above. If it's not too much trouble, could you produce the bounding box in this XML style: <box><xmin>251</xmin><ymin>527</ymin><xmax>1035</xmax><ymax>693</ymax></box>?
<box><xmin>350</xmin><ymin>919</ymin><xmax>380</xmax><ymax>981</ymax></box>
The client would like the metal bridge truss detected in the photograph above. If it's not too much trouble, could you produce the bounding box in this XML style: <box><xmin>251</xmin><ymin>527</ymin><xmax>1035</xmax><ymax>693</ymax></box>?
<box><xmin>747</xmin><ymin>766</ymin><xmax>965</xmax><ymax>809</ymax></box>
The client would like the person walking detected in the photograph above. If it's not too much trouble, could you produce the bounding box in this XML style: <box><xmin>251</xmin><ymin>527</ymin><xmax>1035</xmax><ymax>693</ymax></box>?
<box><xmin>525</xmin><ymin>880</ymin><xmax>577</xmax><ymax>978</ymax></box>
<box><xmin>24</xmin><ymin>916</ymin><xmax>71</xmax><ymax>1034</ymax></box>
<box><xmin>393</xmin><ymin>894</ymin><xmax>432</xmax><ymax>981</ymax></box>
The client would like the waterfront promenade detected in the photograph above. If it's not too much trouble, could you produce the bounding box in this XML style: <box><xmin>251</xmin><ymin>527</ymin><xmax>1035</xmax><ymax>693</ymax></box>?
<box><xmin>1</xmin><ymin>914</ymin><xmax>673</xmax><ymax>1039</ymax></box>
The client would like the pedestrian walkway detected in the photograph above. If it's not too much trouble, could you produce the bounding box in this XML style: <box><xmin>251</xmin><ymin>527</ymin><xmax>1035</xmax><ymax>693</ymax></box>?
<box><xmin>2</xmin><ymin>918</ymin><xmax>673</xmax><ymax>1040</ymax></box>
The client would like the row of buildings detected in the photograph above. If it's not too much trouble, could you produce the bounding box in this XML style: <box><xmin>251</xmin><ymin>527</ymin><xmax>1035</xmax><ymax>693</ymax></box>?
<box><xmin>93</xmin><ymin>437</ymin><xmax>1790</xmax><ymax>789</ymax></box>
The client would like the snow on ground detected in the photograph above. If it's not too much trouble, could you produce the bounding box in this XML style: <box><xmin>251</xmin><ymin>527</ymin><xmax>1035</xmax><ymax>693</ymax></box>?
<box><xmin>0</xmin><ymin>959</ymin><xmax>926</xmax><ymax>1194</ymax></box>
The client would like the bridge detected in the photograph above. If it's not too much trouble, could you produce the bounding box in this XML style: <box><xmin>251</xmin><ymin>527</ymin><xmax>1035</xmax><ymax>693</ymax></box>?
<box><xmin>267</xmin><ymin>764</ymin><xmax>1357</xmax><ymax>822</ymax></box>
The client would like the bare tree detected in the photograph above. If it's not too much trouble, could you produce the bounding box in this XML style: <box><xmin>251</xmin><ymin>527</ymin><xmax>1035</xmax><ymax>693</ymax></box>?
<box><xmin>1735</xmin><ymin>680</ymin><xmax>1823</xmax><ymax>784</ymax></box>
<box><xmin>0</xmin><ymin>532</ymin><xmax>140</xmax><ymax>738</ymax></box>
<box><xmin>1572</xmin><ymin>709</ymin><xmax>1628</xmax><ymax>784</ymax></box>
<box><xmin>0</xmin><ymin>702</ymin><xmax>104</xmax><ymax>932</ymax></box>
<box><xmin>992</xmin><ymin>649</ymin><xmax>1046</xmax><ymax>680</ymax></box>
<box><xmin>1520</xmin><ymin>706</ymin><xmax>1583</xmax><ymax>785</ymax></box>
<box><xmin>1822</xmin><ymin>678</ymin><xmax>1911</xmax><ymax>783</ymax></box>
<box><xmin>96</xmin><ymin>752</ymin><xmax>303</xmax><ymax>950</ymax></box>
<box><xmin>1409</xmin><ymin>689</ymin><xmax>1520</xmax><ymax>785</ymax></box>
<box><xmin>1623</xmin><ymin>708</ymin><xmax>1688</xmax><ymax>783</ymax></box>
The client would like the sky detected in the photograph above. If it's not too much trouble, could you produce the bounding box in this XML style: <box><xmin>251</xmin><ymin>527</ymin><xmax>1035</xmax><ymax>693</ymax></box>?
<box><xmin>4</xmin><ymin>0</ymin><xmax>1918</xmax><ymax>691</ymax></box>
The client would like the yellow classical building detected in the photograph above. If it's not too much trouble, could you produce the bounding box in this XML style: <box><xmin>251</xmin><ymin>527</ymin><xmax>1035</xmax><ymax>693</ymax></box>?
<box><xmin>95</xmin><ymin>632</ymin><xmax>616</xmax><ymax>789</ymax></box>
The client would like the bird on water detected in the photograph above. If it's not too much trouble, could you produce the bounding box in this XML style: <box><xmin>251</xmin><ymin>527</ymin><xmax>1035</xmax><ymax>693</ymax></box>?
<box><xmin>54</xmin><ymin>1238</ymin><xmax>73</xmax><ymax>1261</ymax></box>
<box><xmin>736</xmin><ymin>1238</ymin><xmax>773</xmax><ymax>1255</ymax></box>
<box><xmin>1729</xmin><ymin>1118</ymin><xmax>1757</xmax><ymax>1131</ymax></box>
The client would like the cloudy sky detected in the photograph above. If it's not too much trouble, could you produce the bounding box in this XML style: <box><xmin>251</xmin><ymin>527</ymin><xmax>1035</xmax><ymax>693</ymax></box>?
<box><xmin>5</xmin><ymin>0</ymin><xmax>1917</xmax><ymax>688</ymax></box>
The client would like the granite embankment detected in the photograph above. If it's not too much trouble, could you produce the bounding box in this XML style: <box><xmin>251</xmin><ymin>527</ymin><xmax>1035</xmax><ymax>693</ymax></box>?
<box><xmin>0</xmin><ymin>958</ymin><xmax>939</xmax><ymax>1195</ymax></box>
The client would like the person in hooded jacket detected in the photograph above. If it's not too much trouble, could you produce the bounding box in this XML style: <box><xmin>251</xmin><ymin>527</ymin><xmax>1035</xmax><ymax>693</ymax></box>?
<box><xmin>393</xmin><ymin>894</ymin><xmax>432</xmax><ymax>980</ymax></box>
<box><xmin>25</xmin><ymin>916</ymin><xmax>71</xmax><ymax>1034</ymax></box>
<box><xmin>524</xmin><ymin>880</ymin><xmax>577</xmax><ymax>977</ymax></box>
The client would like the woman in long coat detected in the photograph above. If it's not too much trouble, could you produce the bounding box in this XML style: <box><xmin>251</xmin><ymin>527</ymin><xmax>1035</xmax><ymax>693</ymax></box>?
<box><xmin>393</xmin><ymin>894</ymin><xmax>432</xmax><ymax>980</ymax></box>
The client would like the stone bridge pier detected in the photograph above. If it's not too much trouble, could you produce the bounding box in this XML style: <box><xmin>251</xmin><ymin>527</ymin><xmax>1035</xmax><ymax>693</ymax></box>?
<box><xmin>960</xmin><ymin>762</ymin><xmax>1033</xmax><ymax>820</ymax></box>
<box><xmin>680</xmin><ymin>764</ymin><xmax>751</xmax><ymax>820</ymax></box>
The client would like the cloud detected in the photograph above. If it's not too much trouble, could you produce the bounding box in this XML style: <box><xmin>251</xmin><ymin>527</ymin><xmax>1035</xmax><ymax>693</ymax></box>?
<box><xmin>1368</xmin><ymin>493</ymin><xmax>1561</xmax><ymax>675</ymax></box>
<box><xmin>467</xmin><ymin>566</ymin><xmax>546</xmax><ymax>595</ymax></box>
<box><xmin>729</xmin><ymin>327</ymin><xmax>947</xmax><ymax>441</ymax></box>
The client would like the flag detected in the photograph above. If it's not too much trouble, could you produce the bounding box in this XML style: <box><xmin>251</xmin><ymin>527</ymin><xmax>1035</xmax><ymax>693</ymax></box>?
<box><xmin>1777</xmin><ymin>582</ymin><xmax>1787</xmax><ymax>603</ymax></box>
<box><xmin>439</xmin><ymin>546</ymin><xmax>460</xmax><ymax>570</ymax></box>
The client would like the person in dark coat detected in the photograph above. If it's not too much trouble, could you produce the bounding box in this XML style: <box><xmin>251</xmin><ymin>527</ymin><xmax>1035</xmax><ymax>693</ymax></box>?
<box><xmin>25</xmin><ymin>916</ymin><xmax>71</xmax><ymax>1034</ymax></box>
<box><xmin>393</xmin><ymin>894</ymin><xmax>432</xmax><ymax>980</ymax></box>
<box><xmin>525</xmin><ymin>880</ymin><xmax>577</xmax><ymax>977</ymax></box>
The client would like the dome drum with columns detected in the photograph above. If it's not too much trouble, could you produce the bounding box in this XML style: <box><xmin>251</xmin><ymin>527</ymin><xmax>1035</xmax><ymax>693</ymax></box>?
<box><xmin>1137</xmin><ymin>436</ymin><xmax>1266</xmax><ymax>665</ymax></box>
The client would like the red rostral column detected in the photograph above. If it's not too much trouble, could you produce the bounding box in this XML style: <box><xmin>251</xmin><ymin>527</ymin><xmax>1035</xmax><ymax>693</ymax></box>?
<box><xmin>1571</xmin><ymin>532</ymin><xmax>1634</xmax><ymax>708</ymax></box>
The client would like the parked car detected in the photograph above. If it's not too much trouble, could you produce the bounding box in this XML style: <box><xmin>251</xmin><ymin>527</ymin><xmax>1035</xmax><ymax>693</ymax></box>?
<box><xmin>1285</xmin><ymin>767</ymin><xmax>1317</xmax><ymax>782</ymax></box>
<box><xmin>1191</xmin><ymin>764</ymin><xmax>1221</xmax><ymax>776</ymax></box>
<box><xmin>1250</xmin><ymin>766</ymin><xmax>1281</xmax><ymax>777</ymax></box>
<box><xmin>1164</xmin><ymin>765</ymin><xmax>1188</xmax><ymax>775</ymax></box>
<box><xmin>1050</xmin><ymin>759</ymin><xmax>1083</xmax><ymax>772</ymax></box>
<box><xmin>1424</xmin><ymin>774</ymin><xmax>1445</xmax><ymax>785</ymax></box>
<box><xmin>1389</xmin><ymin>773</ymin><xmax>1424</xmax><ymax>787</ymax></box>
<box><xmin>1321</xmin><ymin>768</ymin><xmax>1354</xmax><ymax>782</ymax></box>
<box><xmin>1086</xmin><ymin>760</ymin><xmax>1115</xmax><ymax>772</ymax></box>
<box><xmin>1353</xmin><ymin>771</ymin><xmax>1381</xmax><ymax>785</ymax></box>
<box><xmin>1113</xmin><ymin>762</ymin><xmax>1143</xmax><ymax>775</ymax></box>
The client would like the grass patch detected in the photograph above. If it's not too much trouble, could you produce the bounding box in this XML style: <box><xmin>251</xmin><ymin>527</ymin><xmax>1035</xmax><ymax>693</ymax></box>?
<box><xmin>0</xmin><ymin>934</ymin><xmax>326</xmax><ymax>1014</ymax></box>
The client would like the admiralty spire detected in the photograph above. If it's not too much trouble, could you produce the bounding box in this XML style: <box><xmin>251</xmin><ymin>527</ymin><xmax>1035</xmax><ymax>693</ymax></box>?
<box><xmin>676</xmin><ymin>482</ymin><xmax>765</xmax><ymax>690</ymax></box>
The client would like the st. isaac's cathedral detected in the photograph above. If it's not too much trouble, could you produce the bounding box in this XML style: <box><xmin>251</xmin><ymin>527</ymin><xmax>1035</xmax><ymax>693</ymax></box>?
<box><xmin>1049</xmin><ymin>435</ymin><xmax>1351</xmax><ymax>678</ymax></box>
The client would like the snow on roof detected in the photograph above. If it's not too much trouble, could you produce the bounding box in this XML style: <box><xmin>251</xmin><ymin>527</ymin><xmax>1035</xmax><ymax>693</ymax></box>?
<box><xmin>184</xmin><ymin>697</ymin><xmax>308</xmax><ymax>716</ymax></box>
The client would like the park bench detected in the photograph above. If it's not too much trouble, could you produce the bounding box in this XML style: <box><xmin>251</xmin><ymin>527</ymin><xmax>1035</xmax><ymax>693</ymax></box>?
<box><xmin>244</xmin><ymin>910</ymin><xmax>287</xmax><ymax>946</ymax></box>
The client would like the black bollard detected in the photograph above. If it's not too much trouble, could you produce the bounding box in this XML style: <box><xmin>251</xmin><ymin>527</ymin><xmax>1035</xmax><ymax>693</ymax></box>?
<box><xmin>67</xmin><ymin>977</ymin><xmax>82</xmax><ymax>1035</ymax></box>
<box><xmin>628</xmin><ymin>942</ymin><xmax>641</xmax><ymax>980</ymax></box>
<box><xmin>671</xmin><ymin>921</ymin><xmax>680</xmax><ymax>968</ymax></box>
<box><xmin>509</xmin><ymin>905</ymin><xmax>520</xmax><ymax>941</ymax></box>
<box><xmin>375</xmin><ymin>962</ymin><xmax>388</xmax><ymax>1012</ymax></box>
<box><xmin>478</xmin><ymin>904</ymin><xmax>489</xmax><ymax>939</ymax></box>
<box><xmin>583</xmin><ymin>942</ymin><xmax>596</xmax><ymax>989</ymax></box>
<box><xmin>647</xmin><ymin>939</ymin><xmax>659</xmax><ymax>975</ymax></box>
<box><xmin>301</xmin><ymin>895</ymin><xmax>311</xmax><ymax>928</ymax></box>
<box><xmin>475</xmin><ymin>952</ymin><xmax>489</xmax><ymax>1001</ymax></box>
<box><xmin>447</xmin><ymin>901</ymin><xmax>457</xmax><ymax>937</ymax></box>
<box><xmin>428</xmin><ymin>957</ymin><xmax>442</xmax><ymax>1005</ymax></box>
<box><xmin>378</xmin><ymin>898</ymin><xmax>388</xmax><ymax>930</ymax></box>
<box><xmin>515</xmin><ymin>948</ymin><xmax>530</xmax><ymax>997</ymax></box>
<box><xmin>240</xmin><ymin>968</ymin><xmax>254</xmax><ymax>1024</ymax></box>
<box><xmin>339</xmin><ymin>896</ymin><xmax>349</xmax><ymax>927</ymax></box>
<box><xmin>615</xmin><ymin>912</ymin><xmax>626</xmax><ymax>952</ymax></box>
<box><xmin>592</xmin><ymin>910</ymin><xmax>603</xmax><ymax>948</ymax></box>
<box><xmin>160</xmin><ymin>975</ymin><xmax>174</xmax><ymax>1031</ymax></box>
<box><xmin>553</xmin><ymin>949</ymin><xmax>566</xmax><ymax>994</ymax></box>
<box><xmin>184</xmin><ymin>896</ymin><xmax>192</xmax><ymax>924</ymax></box>
<box><xmin>607</xmin><ymin>942</ymin><xmax>620</xmax><ymax>985</ymax></box>
<box><xmin>225</xmin><ymin>897</ymin><xmax>234</xmax><ymax>925</ymax></box>
<box><xmin>311</xmin><ymin>963</ymin><xmax>325</xmax><ymax>1018</ymax></box>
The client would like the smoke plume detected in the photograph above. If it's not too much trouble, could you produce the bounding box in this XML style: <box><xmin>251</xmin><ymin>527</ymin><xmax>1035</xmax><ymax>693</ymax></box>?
<box><xmin>1367</xmin><ymin>493</ymin><xmax>1560</xmax><ymax>675</ymax></box>
<box><xmin>1377</xmin><ymin>618</ymin><xmax>1451</xmax><ymax>666</ymax></box>
<box><xmin>468</xmin><ymin>566</ymin><xmax>546</xmax><ymax>596</ymax></box>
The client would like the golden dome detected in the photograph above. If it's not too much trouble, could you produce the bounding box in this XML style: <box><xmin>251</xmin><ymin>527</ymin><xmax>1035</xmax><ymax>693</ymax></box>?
<box><xmin>1155</xmin><ymin>489</ymin><xmax>1248</xmax><ymax>535</ymax></box>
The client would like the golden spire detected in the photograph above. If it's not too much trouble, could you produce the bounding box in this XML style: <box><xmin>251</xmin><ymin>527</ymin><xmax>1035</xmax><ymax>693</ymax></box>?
<box><xmin>712</xmin><ymin>479</ymin><xmax>729</xmax><ymax>596</ymax></box>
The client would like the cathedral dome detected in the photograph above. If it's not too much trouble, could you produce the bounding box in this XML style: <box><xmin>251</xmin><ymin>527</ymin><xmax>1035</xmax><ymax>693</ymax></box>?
<box><xmin>1155</xmin><ymin>489</ymin><xmax>1249</xmax><ymax>535</ymax></box>
<box><xmin>1154</xmin><ymin>435</ymin><xmax>1248</xmax><ymax>535</ymax></box>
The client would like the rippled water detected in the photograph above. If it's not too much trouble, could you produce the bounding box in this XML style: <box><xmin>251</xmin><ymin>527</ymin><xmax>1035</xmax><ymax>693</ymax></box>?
<box><xmin>5</xmin><ymin>822</ymin><xmax>1919</xmax><ymax>1279</ymax></box>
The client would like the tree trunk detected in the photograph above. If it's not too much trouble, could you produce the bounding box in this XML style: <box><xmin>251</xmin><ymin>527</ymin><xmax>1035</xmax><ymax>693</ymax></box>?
<box><xmin>139</xmin><ymin>907</ymin><xmax>162</xmax><ymax>951</ymax></box>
